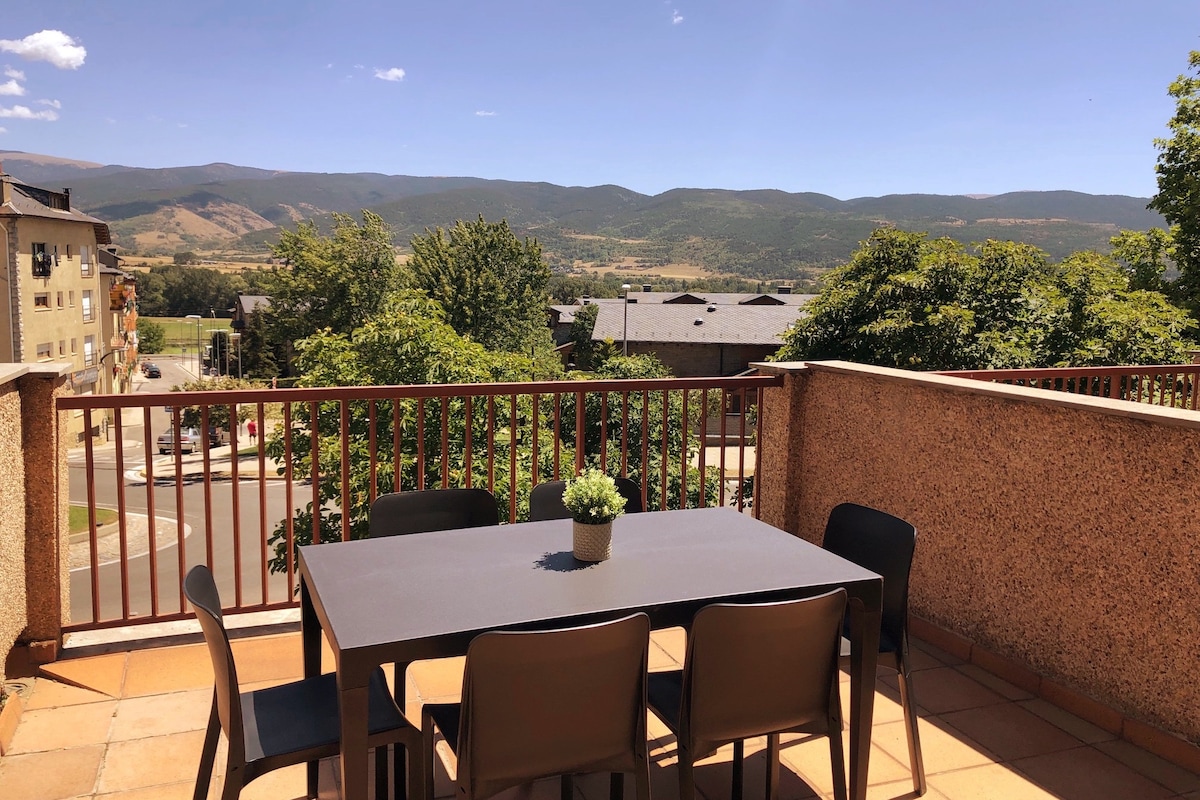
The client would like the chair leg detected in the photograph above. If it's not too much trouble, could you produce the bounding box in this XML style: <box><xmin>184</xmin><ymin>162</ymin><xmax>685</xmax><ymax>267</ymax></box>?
<box><xmin>765</xmin><ymin>733</ymin><xmax>781</xmax><ymax>800</ymax></box>
<box><xmin>394</xmin><ymin>662</ymin><xmax>411</xmax><ymax>800</ymax></box>
<box><xmin>193</xmin><ymin>696</ymin><xmax>221</xmax><ymax>800</ymax></box>
<box><xmin>829</xmin><ymin>680</ymin><xmax>848</xmax><ymax>800</ymax></box>
<box><xmin>406</xmin><ymin>736</ymin><xmax>425</xmax><ymax>800</ymax></box>
<box><xmin>732</xmin><ymin>739</ymin><xmax>745</xmax><ymax>800</ymax></box>
<box><xmin>634</xmin><ymin>754</ymin><xmax>651</xmax><ymax>800</ymax></box>
<box><xmin>679</xmin><ymin>754</ymin><xmax>697</xmax><ymax>800</ymax></box>
<box><xmin>561</xmin><ymin>774</ymin><xmax>574</xmax><ymax>800</ymax></box>
<box><xmin>895</xmin><ymin>650</ymin><xmax>927</xmax><ymax>796</ymax></box>
<box><xmin>376</xmin><ymin>745</ymin><xmax>389</xmax><ymax>800</ymax></box>
<box><xmin>422</xmin><ymin>710</ymin><xmax>438</xmax><ymax>800</ymax></box>
<box><xmin>609</xmin><ymin>772</ymin><xmax>624</xmax><ymax>800</ymax></box>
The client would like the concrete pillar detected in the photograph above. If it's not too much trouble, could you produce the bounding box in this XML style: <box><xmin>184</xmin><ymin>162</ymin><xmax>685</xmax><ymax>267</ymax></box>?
<box><xmin>751</xmin><ymin>362</ymin><xmax>810</xmax><ymax>539</ymax></box>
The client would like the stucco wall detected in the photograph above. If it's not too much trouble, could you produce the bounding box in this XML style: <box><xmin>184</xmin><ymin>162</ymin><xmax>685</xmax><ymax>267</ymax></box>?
<box><xmin>0</xmin><ymin>367</ymin><xmax>28</xmax><ymax>684</ymax></box>
<box><xmin>757</xmin><ymin>360</ymin><xmax>1200</xmax><ymax>742</ymax></box>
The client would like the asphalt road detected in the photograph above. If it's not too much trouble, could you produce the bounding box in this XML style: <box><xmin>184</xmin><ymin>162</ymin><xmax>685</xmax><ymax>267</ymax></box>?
<box><xmin>68</xmin><ymin>355</ymin><xmax>301</xmax><ymax>625</ymax></box>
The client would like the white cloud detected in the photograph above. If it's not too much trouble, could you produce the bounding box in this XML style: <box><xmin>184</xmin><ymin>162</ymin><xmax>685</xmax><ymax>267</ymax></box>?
<box><xmin>0</xmin><ymin>127</ymin><xmax>7</xmax><ymax>134</ymax></box>
<box><xmin>0</xmin><ymin>30</ymin><xmax>87</xmax><ymax>69</ymax></box>
<box><xmin>475</xmin><ymin>110</ymin><xmax>496</xmax><ymax>117</ymax></box>
<box><xmin>4</xmin><ymin>67</ymin><xmax>25</xmax><ymax>80</ymax></box>
<box><xmin>0</xmin><ymin>104</ymin><xmax>58</xmax><ymax>121</ymax></box>
<box><xmin>672</xmin><ymin>9</ymin><xmax>684</xmax><ymax>24</ymax></box>
<box><xmin>38</xmin><ymin>98</ymin><xmax>60</xmax><ymax>108</ymax></box>
<box><xmin>374</xmin><ymin>67</ymin><xmax>405</xmax><ymax>82</ymax></box>
<box><xmin>0</xmin><ymin>79</ymin><xmax>24</xmax><ymax>96</ymax></box>
<box><xmin>325</xmin><ymin>62</ymin><xmax>333</xmax><ymax>69</ymax></box>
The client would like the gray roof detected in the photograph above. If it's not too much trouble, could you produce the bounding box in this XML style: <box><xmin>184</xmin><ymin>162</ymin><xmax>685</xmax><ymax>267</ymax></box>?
<box><xmin>550</xmin><ymin>304</ymin><xmax>579</xmax><ymax>324</ymax></box>
<box><xmin>1</xmin><ymin>178</ymin><xmax>112</xmax><ymax>243</ymax></box>
<box><xmin>580</xmin><ymin>291</ymin><xmax>816</xmax><ymax>306</ymax></box>
<box><xmin>238</xmin><ymin>295</ymin><xmax>271</xmax><ymax>314</ymax></box>
<box><xmin>590</xmin><ymin>302</ymin><xmax>804</xmax><ymax>346</ymax></box>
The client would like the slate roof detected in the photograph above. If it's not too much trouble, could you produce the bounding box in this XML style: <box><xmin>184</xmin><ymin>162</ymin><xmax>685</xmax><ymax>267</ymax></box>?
<box><xmin>1</xmin><ymin>177</ymin><xmax>112</xmax><ymax>243</ymax></box>
<box><xmin>238</xmin><ymin>295</ymin><xmax>272</xmax><ymax>314</ymax></box>
<box><xmin>580</xmin><ymin>291</ymin><xmax>816</xmax><ymax>306</ymax></box>
<box><xmin>590</xmin><ymin>302</ymin><xmax>804</xmax><ymax>346</ymax></box>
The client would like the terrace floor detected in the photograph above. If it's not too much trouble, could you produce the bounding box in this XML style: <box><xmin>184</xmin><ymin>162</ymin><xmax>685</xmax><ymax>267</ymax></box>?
<box><xmin>1</xmin><ymin>629</ymin><xmax>1197</xmax><ymax>800</ymax></box>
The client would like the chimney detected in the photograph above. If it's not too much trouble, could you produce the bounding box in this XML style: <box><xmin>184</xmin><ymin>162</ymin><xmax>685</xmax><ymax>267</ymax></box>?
<box><xmin>776</xmin><ymin>285</ymin><xmax>792</xmax><ymax>295</ymax></box>
<box><xmin>642</xmin><ymin>283</ymin><xmax>651</xmax><ymax>292</ymax></box>
<box><xmin>62</xmin><ymin>188</ymin><xmax>72</xmax><ymax>210</ymax></box>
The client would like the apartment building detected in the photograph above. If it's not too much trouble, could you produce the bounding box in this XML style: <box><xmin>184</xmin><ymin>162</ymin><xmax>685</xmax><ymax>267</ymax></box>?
<box><xmin>0</xmin><ymin>169</ymin><xmax>113</xmax><ymax>441</ymax></box>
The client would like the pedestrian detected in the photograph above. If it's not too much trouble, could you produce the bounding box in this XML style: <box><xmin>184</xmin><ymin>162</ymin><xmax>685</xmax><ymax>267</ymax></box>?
<box><xmin>248</xmin><ymin>419</ymin><xmax>257</xmax><ymax>443</ymax></box>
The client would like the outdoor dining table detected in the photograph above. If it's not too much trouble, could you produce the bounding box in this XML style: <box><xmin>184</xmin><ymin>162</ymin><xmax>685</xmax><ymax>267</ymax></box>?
<box><xmin>299</xmin><ymin>506</ymin><xmax>883</xmax><ymax>800</ymax></box>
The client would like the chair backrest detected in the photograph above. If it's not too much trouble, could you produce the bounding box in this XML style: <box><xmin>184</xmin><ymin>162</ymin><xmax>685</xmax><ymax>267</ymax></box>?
<box><xmin>369</xmin><ymin>488</ymin><xmax>500</xmax><ymax>537</ymax></box>
<box><xmin>821</xmin><ymin>502</ymin><xmax>917</xmax><ymax>651</ymax></box>
<box><xmin>528</xmin><ymin>478</ymin><xmax>644</xmax><ymax>522</ymax></box>
<box><xmin>681</xmin><ymin>589</ymin><xmax>846</xmax><ymax>758</ymax></box>
<box><xmin>183</xmin><ymin>565</ymin><xmax>245</xmax><ymax>758</ymax></box>
<box><xmin>456</xmin><ymin>613</ymin><xmax>651</xmax><ymax>800</ymax></box>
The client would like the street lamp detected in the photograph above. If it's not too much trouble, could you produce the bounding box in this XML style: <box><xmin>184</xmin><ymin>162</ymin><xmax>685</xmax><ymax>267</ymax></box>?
<box><xmin>184</xmin><ymin>314</ymin><xmax>202</xmax><ymax>379</ymax></box>
<box><xmin>621</xmin><ymin>283</ymin><xmax>632</xmax><ymax>357</ymax></box>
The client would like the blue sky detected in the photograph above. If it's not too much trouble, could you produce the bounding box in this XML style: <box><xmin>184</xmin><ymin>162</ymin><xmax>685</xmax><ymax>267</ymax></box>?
<box><xmin>1</xmin><ymin>1</ymin><xmax>1198</xmax><ymax>199</ymax></box>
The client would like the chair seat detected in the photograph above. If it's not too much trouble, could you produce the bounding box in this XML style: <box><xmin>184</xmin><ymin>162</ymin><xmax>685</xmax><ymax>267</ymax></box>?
<box><xmin>242</xmin><ymin>668</ymin><xmax>409</xmax><ymax>763</ymax></box>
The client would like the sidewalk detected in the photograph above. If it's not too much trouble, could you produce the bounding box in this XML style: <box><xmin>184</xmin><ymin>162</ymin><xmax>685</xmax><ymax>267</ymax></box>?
<box><xmin>142</xmin><ymin>444</ymin><xmax>285</xmax><ymax>482</ymax></box>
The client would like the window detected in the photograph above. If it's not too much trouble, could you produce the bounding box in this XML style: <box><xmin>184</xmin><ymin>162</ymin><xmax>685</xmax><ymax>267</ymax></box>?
<box><xmin>34</xmin><ymin>293</ymin><xmax>50</xmax><ymax>309</ymax></box>
<box><xmin>69</xmin><ymin>290</ymin><xmax>75</xmax><ymax>307</ymax></box>
<box><xmin>32</xmin><ymin>243</ymin><xmax>50</xmax><ymax>277</ymax></box>
<box><xmin>80</xmin><ymin>245</ymin><xmax>92</xmax><ymax>277</ymax></box>
<box><xmin>58</xmin><ymin>340</ymin><xmax>65</xmax><ymax>356</ymax></box>
<box><xmin>82</xmin><ymin>290</ymin><xmax>95</xmax><ymax>322</ymax></box>
<box><xmin>70</xmin><ymin>337</ymin><xmax>77</xmax><ymax>354</ymax></box>
<box><xmin>83</xmin><ymin>335</ymin><xmax>95</xmax><ymax>366</ymax></box>
<box><xmin>36</xmin><ymin>342</ymin><xmax>52</xmax><ymax>361</ymax></box>
<box><xmin>56</xmin><ymin>291</ymin><xmax>64</xmax><ymax>308</ymax></box>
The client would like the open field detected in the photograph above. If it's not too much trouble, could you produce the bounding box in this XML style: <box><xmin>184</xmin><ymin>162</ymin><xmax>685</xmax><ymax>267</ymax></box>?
<box><xmin>144</xmin><ymin>316</ymin><xmax>232</xmax><ymax>355</ymax></box>
<box><xmin>572</xmin><ymin>260</ymin><xmax>713</xmax><ymax>280</ymax></box>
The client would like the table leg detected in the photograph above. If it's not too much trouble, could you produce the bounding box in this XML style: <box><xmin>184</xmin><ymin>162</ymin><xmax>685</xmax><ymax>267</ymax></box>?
<box><xmin>847</xmin><ymin>595</ymin><xmax>881</xmax><ymax>800</ymax></box>
<box><xmin>340</xmin><ymin>682</ymin><xmax>371</xmax><ymax>800</ymax></box>
<box><xmin>301</xmin><ymin>578</ymin><xmax>321</xmax><ymax>797</ymax></box>
<box><xmin>394</xmin><ymin>662</ymin><xmax>411</xmax><ymax>800</ymax></box>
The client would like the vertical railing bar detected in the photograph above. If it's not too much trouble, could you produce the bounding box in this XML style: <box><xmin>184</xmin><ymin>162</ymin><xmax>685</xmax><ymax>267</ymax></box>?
<box><xmin>416</xmin><ymin>398</ymin><xmax>426</xmax><ymax>491</ymax></box>
<box><xmin>83</xmin><ymin>408</ymin><xmax>101</xmax><ymax>623</ymax></box>
<box><xmin>142</xmin><ymin>406</ymin><xmax>159</xmax><ymax>620</ymax></box>
<box><xmin>574</xmin><ymin>390</ymin><xmax>586</xmax><ymax>475</ymax></box>
<box><xmin>169</xmin><ymin>404</ymin><xmax>188</xmax><ymax>613</ymax></box>
<box><xmin>509</xmin><ymin>394</ymin><xmax>518</xmax><ymax>523</ymax></box>
<box><xmin>200</xmin><ymin>405</ymin><xmax>214</xmax><ymax>571</ymax></box>
<box><xmin>620</xmin><ymin>392</ymin><xmax>630</xmax><ymax>478</ymax></box>
<box><xmin>229</xmin><ymin>403</ymin><xmax>242</xmax><ymax>608</ymax></box>
<box><xmin>112</xmin><ymin>404</ymin><xmax>131</xmax><ymax>621</ymax></box>
<box><xmin>640</xmin><ymin>391</ymin><xmax>650</xmax><ymax>510</ymax></box>
<box><xmin>600</xmin><ymin>392</ymin><xmax>609</xmax><ymax>473</ymax></box>
<box><xmin>368</xmin><ymin>402</ymin><xmax>378</xmax><ymax>505</ymax></box>
<box><xmin>659</xmin><ymin>389</ymin><xmax>669</xmax><ymax>510</ymax></box>
<box><xmin>310</xmin><ymin>401</ymin><xmax>320</xmax><ymax>548</ymax></box>
<box><xmin>487</xmin><ymin>397</ymin><xmax>496</xmax><ymax>495</ymax></box>
<box><xmin>719</xmin><ymin>391</ymin><xmax>729</xmax><ymax>507</ymax></box>
<box><xmin>552</xmin><ymin>393</ymin><xmax>562</xmax><ymax>480</ymax></box>
<box><xmin>753</xmin><ymin>386</ymin><xmax>765</xmax><ymax>519</ymax></box>
<box><xmin>737</xmin><ymin>387</ymin><xmax>748</xmax><ymax>512</ymax></box>
<box><xmin>283</xmin><ymin>401</ymin><xmax>295</xmax><ymax>599</ymax></box>
<box><xmin>440</xmin><ymin>397</ymin><xmax>450</xmax><ymax>488</ymax></box>
<box><xmin>465</xmin><ymin>396</ymin><xmax>474</xmax><ymax>488</ymax></box>
<box><xmin>257</xmin><ymin>402</ymin><xmax>268</xmax><ymax>606</ymax></box>
<box><xmin>339</xmin><ymin>399</ymin><xmax>351</xmax><ymax>542</ymax></box>
<box><xmin>680</xmin><ymin>389</ymin><xmax>689</xmax><ymax>507</ymax></box>
<box><xmin>392</xmin><ymin>399</ymin><xmax>402</xmax><ymax>493</ymax></box>
<box><xmin>531</xmin><ymin>393</ymin><xmax>540</xmax><ymax>487</ymax></box>
<box><xmin>697</xmin><ymin>389</ymin><xmax>708</xmax><ymax>509</ymax></box>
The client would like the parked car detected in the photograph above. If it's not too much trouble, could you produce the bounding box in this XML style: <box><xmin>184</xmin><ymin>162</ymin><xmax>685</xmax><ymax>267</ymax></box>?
<box><xmin>143</xmin><ymin>363</ymin><xmax>161</xmax><ymax>378</ymax></box>
<box><xmin>207</xmin><ymin>426</ymin><xmax>228</xmax><ymax>448</ymax></box>
<box><xmin>157</xmin><ymin>426</ymin><xmax>203</xmax><ymax>455</ymax></box>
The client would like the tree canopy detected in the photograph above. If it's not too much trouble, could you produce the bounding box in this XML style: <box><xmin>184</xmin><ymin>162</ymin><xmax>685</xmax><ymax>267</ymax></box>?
<box><xmin>407</xmin><ymin>216</ymin><xmax>552</xmax><ymax>354</ymax></box>
<box><xmin>1150</xmin><ymin>50</ymin><xmax>1200</xmax><ymax>314</ymax></box>
<box><xmin>775</xmin><ymin>227</ymin><xmax>1195</xmax><ymax>370</ymax></box>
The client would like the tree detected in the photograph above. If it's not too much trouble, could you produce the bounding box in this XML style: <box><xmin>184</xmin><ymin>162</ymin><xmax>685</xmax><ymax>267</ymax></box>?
<box><xmin>775</xmin><ymin>227</ymin><xmax>1195</xmax><ymax>370</ymax></box>
<box><xmin>237</xmin><ymin>312</ymin><xmax>282</xmax><ymax>379</ymax></box>
<box><xmin>168</xmin><ymin>377</ymin><xmax>260</xmax><ymax>433</ymax></box>
<box><xmin>265</xmin><ymin>211</ymin><xmax>404</xmax><ymax>353</ymax></box>
<box><xmin>567</xmin><ymin>303</ymin><xmax>598</xmax><ymax>368</ymax></box>
<box><xmin>173</xmin><ymin>251</ymin><xmax>199</xmax><ymax>265</ymax></box>
<box><xmin>1150</xmin><ymin>50</ymin><xmax>1200</xmax><ymax>314</ymax></box>
<box><xmin>136</xmin><ymin>318</ymin><xmax>166</xmax><ymax>354</ymax></box>
<box><xmin>407</xmin><ymin>216</ymin><xmax>553</xmax><ymax>354</ymax></box>
<box><xmin>1110</xmin><ymin>228</ymin><xmax>1174</xmax><ymax>293</ymax></box>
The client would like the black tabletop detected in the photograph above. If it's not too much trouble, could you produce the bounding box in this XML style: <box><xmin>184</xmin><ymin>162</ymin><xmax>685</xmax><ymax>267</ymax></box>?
<box><xmin>299</xmin><ymin>507</ymin><xmax>882</xmax><ymax>661</ymax></box>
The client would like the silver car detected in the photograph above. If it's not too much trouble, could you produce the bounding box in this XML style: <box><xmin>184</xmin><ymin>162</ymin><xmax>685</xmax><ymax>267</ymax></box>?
<box><xmin>157</xmin><ymin>426</ymin><xmax>203</xmax><ymax>455</ymax></box>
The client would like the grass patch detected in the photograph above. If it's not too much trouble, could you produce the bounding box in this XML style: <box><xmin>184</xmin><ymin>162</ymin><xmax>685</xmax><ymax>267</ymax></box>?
<box><xmin>69</xmin><ymin>505</ymin><xmax>118</xmax><ymax>534</ymax></box>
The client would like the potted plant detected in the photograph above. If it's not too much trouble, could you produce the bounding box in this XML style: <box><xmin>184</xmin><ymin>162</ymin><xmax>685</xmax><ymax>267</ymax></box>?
<box><xmin>562</xmin><ymin>468</ymin><xmax>627</xmax><ymax>561</ymax></box>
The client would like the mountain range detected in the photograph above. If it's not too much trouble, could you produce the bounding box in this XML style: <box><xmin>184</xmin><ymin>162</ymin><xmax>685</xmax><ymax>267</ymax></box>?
<box><xmin>0</xmin><ymin>150</ymin><xmax>1166</xmax><ymax>281</ymax></box>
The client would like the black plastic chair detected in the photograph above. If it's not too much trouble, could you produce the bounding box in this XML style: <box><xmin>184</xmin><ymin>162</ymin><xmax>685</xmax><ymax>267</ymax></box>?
<box><xmin>647</xmin><ymin>590</ymin><xmax>849</xmax><ymax>800</ymax></box>
<box><xmin>184</xmin><ymin>565</ymin><xmax>421</xmax><ymax>800</ymax></box>
<box><xmin>369</xmin><ymin>488</ymin><xmax>500</xmax><ymax>537</ymax></box>
<box><xmin>422</xmin><ymin>613</ymin><xmax>652</xmax><ymax>800</ymax></box>
<box><xmin>528</xmin><ymin>477</ymin><xmax>644</xmax><ymax>522</ymax></box>
<box><xmin>822</xmin><ymin>502</ymin><xmax>925</xmax><ymax>796</ymax></box>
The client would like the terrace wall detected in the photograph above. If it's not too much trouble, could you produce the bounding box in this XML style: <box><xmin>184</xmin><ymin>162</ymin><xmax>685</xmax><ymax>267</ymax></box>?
<box><xmin>756</xmin><ymin>360</ymin><xmax>1200</xmax><ymax>744</ymax></box>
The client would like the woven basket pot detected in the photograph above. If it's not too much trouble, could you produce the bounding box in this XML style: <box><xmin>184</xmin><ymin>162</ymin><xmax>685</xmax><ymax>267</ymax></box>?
<box><xmin>572</xmin><ymin>520</ymin><xmax>613</xmax><ymax>562</ymax></box>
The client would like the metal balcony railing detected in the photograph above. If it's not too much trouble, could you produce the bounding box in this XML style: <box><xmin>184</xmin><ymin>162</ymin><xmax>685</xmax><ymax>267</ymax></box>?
<box><xmin>940</xmin><ymin>364</ymin><xmax>1200</xmax><ymax>410</ymax></box>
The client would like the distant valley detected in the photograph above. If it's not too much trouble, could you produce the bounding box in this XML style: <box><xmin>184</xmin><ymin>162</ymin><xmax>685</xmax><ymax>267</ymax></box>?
<box><xmin>0</xmin><ymin>150</ymin><xmax>1166</xmax><ymax>282</ymax></box>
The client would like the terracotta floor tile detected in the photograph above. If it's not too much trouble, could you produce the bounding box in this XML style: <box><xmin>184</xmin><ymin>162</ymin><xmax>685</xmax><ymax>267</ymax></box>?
<box><xmin>229</xmin><ymin>633</ymin><xmax>304</xmax><ymax>684</ymax></box>
<box><xmin>779</xmin><ymin>731</ymin><xmax>911</xmax><ymax>795</ymax></box>
<box><xmin>109</xmin><ymin>688</ymin><xmax>212</xmax><ymax>742</ymax></box>
<box><xmin>39</xmin><ymin>652</ymin><xmax>128</xmax><ymax>699</ymax></box>
<box><xmin>872</xmin><ymin>718</ymin><xmax>993</xmax><ymax>776</ymax></box>
<box><xmin>906</xmin><ymin>643</ymin><xmax>952</xmax><ymax>672</ymax></box>
<box><xmin>930</xmin><ymin>762</ymin><xmax>1060</xmax><ymax>800</ymax></box>
<box><xmin>122</xmin><ymin>644</ymin><xmax>212</xmax><ymax>697</ymax></box>
<box><xmin>955</xmin><ymin>665</ymin><xmax>1035</xmax><ymax>702</ymax></box>
<box><xmin>410</xmin><ymin>657</ymin><xmax>466</xmax><ymax>700</ymax></box>
<box><xmin>1010</xmin><ymin>746</ymin><xmax>1176</xmax><ymax>800</ymax></box>
<box><xmin>650</xmin><ymin>627</ymin><xmax>687</xmax><ymax>664</ymax></box>
<box><xmin>938</xmin><ymin>702</ymin><xmax>1083</xmax><ymax>761</ymax></box>
<box><xmin>1094</xmin><ymin>739</ymin><xmax>1200</xmax><ymax>795</ymax></box>
<box><xmin>94</xmin><ymin>779</ymin><xmax>195</xmax><ymax>799</ymax></box>
<box><xmin>909</xmin><ymin>640</ymin><xmax>966</xmax><ymax>668</ymax></box>
<box><xmin>882</xmin><ymin>667</ymin><xmax>1004</xmax><ymax>716</ymax></box>
<box><xmin>6</xmin><ymin>699</ymin><xmax>116</xmax><ymax>753</ymax></box>
<box><xmin>0</xmin><ymin>745</ymin><xmax>104</xmax><ymax>800</ymax></box>
<box><xmin>839</xmin><ymin>681</ymin><xmax>908</xmax><ymax>726</ymax></box>
<box><xmin>23</xmin><ymin>678</ymin><xmax>113</xmax><ymax>711</ymax></box>
<box><xmin>865</xmin><ymin>777</ymin><xmax>951</xmax><ymax>800</ymax></box>
<box><xmin>97</xmin><ymin>730</ymin><xmax>208</xmax><ymax>793</ymax></box>
<box><xmin>1014</xmin><ymin>698</ymin><xmax>1115</xmax><ymax>745</ymax></box>
<box><xmin>239</xmin><ymin>760</ymin><xmax>341</xmax><ymax>800</ymax></box>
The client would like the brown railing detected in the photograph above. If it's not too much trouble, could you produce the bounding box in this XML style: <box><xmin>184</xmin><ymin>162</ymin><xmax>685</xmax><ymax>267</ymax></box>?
<box><xmin>941</xmin><ymin>365</ymin><xmax>1200</xmax><ymax>410</ymax></box>
<box><xmin>57</xmin><ymin>375</ymin><xmax>778</xmax><ymax>632</ymax></box>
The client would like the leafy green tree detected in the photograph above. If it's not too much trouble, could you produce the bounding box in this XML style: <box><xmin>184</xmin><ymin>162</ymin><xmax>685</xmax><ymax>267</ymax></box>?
<box><xmin>265</xmin><ymin>211</ymin><xmax>403</xmax><ymax>351</ymax></box>
<box><xmin>168</xmin><ymin>377</ymin><xmax>260</xmax><ymax>432</ymax></box>
<box><xmin>567</xmin><ymin>303</ymin><xmax>598</xmax><ymax>369</ymax></box>
<box><xmin>407</xmin><ymin>216</ymin><xmax>553</xmax><ymax>354</ymax></box>
<box><xmin>1150</xmin><ymin>50</ymin><xmax>1200</xmax><ymax>314</ymax></box>
<box><xmin>136</xmin><ymin>318</ymin><xmax>166</xmax><ymax>353</ymax></box>
<box><xmin>776</xmin><ymin>227</ymin><xmax>1195</xmax><ymax>369</ymax></box>
<box><xmin>173</xmin><ymin>251</ymin><xmax>199</xmax><ymax>265</ymax></box>
<box><xmin>236</xmin><ymin>312</ymin><xmax>282</xmax><ymax>379</ymax></box>
<box><xmin>1110</xmin><ymin>228</ymin><xmax>1174</xmax><ymax>293</ymax></box>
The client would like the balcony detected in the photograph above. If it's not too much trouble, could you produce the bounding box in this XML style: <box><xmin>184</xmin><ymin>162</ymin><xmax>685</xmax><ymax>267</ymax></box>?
<box><xmin>0</xmin><ymin>362</ymin><xmax>1198</xmax><ymax>799</ymax></box>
